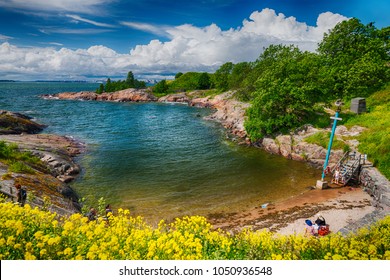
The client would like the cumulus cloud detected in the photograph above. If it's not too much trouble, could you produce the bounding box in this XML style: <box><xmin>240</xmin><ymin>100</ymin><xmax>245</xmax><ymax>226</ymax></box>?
<box><xmin>128</xmin><ymin>9</ymin><xmax>348</xmax><ymax>68</ymax></box>
<box><xmin>0</xmin><ymin>9</ymin><xmax>348</xmax><ymax>80</ymax></box>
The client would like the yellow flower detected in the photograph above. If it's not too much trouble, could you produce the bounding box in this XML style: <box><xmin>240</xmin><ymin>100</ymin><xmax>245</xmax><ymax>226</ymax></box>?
<box><xmin>63</xmin><ymin>248</ymin><xmax>73</xmax><ymax>256</ymax></box>
<box><xmin>24</xmin><ymin>252</ymin><xmax>36</xmax><ymax>260</ymax></box>
<box><xmin>63</xmin><ymin>221</ymin><xmax>74</xmax><ymax>231</ymax></box>
<box><xmin>34</xmin><ymin>231</ymin><xmax>44</xmax><ymax>239</ymax></box>
<box><xmin>6</xmin><ymin>236</ymin><xmax>15</xmax><ymax>246</ymax></box>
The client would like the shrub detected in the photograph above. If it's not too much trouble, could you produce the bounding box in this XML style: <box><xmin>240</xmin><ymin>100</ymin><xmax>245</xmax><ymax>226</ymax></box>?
<box><xmin>1</xmin><ymin>200</ymin><xmax>389</xmax><ymax>260</ymax></box>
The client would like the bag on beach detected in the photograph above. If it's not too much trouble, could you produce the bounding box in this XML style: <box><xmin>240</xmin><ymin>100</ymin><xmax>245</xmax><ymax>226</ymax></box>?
<box><xmin>318</xmin><ymin>225</ymin><xmax>330</xmax><ymax>236</ymax></box>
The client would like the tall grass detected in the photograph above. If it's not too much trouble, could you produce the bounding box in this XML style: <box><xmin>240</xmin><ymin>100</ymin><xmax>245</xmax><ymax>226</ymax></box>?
<box><xmin>344</xmin><ymin>85</ymin><xmax>390</xmax><ymax>179</ymax></box>
<box><xmin>0</xmin><ymin>141</ymin><xmax>44</xmax><ymax>174</ymax></box>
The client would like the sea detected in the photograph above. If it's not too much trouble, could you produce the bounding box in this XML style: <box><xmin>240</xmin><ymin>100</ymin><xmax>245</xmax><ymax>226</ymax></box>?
<box><xmin>0</xmin><ymin>82</ymin><xmax>320</xmax><ymax>223</ymax></box>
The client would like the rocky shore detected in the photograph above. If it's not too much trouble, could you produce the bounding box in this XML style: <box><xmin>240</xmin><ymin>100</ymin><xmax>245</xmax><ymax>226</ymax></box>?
<box><xmin>0</xmin><ymin>111</ymin><xmax>82</xmax><ymax>215</ymax></box>
<box><xmin>37</xmin><ymin>88</ymin><xmax>390</xmax><ymax>229</ymax></box>
<box><xmin>42</xmin><ymin>88</ymin><xmax>157</xmax><ymax>102</ymax></box>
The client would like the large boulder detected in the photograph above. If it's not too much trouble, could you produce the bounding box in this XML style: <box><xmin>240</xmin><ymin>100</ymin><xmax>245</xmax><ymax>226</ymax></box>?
<box><xmin>0</xmin><ymin>110</ymin><xmax>46</xmax><ymax>134</ymax></box>
<box><xmin>158</xmin><ymin>93</ymin><xmax>190</xmax><ymax>103</ymax></box>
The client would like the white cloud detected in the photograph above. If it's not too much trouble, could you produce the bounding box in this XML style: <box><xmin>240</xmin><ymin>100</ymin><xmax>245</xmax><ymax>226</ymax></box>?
<box><xmin>0</xmin><ymin>0</ymin><xmax>113</xmax><ymax>14</ymax></box>
<box><xmin>0</xmin><ymin>9</ymin><xmax>348</xmax><ymax>80</ymax></box>
<box><xmin>47</xmin><ymin>42</ymin><xmax>64</xmax><ymax>46</ymax></box>
<box><xmin>128</xmin><ymin>9</ymin><xmax>348</xmax><ymax>68</ymax></box>
<box><xmin>0</xmin><ymin>34</ymin><xmax>13</xmax><ymax>40</ymax></box>
<box><xmin>66</xmin><ymin>14</ymin><xmax>116</xmax><ymax>28</ymax></box>
<box><xmin>38</xmin><ymin>27</ymin><xmax>113</xmax><ymax>35</ymax></box>
<box><xmin>121</xmin><ymin>21</ymin><xmax>170</xmax><ymax>37</ymax></box>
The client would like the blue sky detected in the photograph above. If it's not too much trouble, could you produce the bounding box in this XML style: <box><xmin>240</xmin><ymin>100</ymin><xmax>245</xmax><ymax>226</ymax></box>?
<box><xmin>0</xmin><ymin>0</ymin><xmax>388</xmax><ymax>81</ymax></box>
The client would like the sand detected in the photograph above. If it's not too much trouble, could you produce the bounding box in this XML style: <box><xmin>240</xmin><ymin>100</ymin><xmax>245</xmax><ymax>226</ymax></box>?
<box><xmin>208</xmin><ymin>186</ymin><xmax>379</xmax><ymax>235</ymax></box>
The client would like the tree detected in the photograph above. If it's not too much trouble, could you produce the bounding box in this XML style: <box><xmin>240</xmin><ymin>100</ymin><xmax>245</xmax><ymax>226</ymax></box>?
<box><xmin>105</xmin><ymin>78</ymin><xmax>113</xmax><ymax>92</ymax></box>
<box><xmin>153</xmin><ymin>80</ymin><xmax>169</xmax><ymax>94</ymax></box>
<box><xmin>245</xmin><ymin>45</ymin><xmax>322</xmax><ymax>140</ymax></box>
<box><xmin>197</xmin><ymin>73</ymin><xmax>211</xmax><ymax>90</ymax></box>
<box><xmin>229</xmin><ymin>62</ymin><xmax>252</xmax><ymax>89</ymax></box>
<box><xmin>126</xmin><ymin>71</ymin><xmax>135</xmax><ymax>87</ymax></box>
<box><xmin>318</xmin><ymin>18</ymin><xmax>390</xmax><ymax>100</ymax></box>
<box><xmin>213</xmin><ymin>62</ymin><xmax>234</xmax><ymax>91</ymax></box>
<box><xmin>96</xmin><ymin>83</ymin><xmax>104</xmax><ymax>94</ymax></box>
<box><xmin>175</xmin><ymin>72</ymin><xmax>183</xmax><ymax>79</ymax></box>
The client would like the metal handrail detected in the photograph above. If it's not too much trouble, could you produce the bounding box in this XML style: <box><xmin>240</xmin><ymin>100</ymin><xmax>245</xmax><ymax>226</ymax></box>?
<box><xmin>341</xmin><ymin>154</ymin><xmax>362</xmax><ymax>186</ymax></box>
<box><xmin>330</xmin><ymin>151</ymin><xmax>350</xmax><ymax>173</ymax></box>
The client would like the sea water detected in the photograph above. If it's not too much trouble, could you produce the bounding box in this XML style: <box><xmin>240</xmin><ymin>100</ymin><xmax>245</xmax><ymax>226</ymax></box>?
<box><xmin>0</xmin><ymin>82</ymin><xmax>320</xmax><ymax>222</ymax></box>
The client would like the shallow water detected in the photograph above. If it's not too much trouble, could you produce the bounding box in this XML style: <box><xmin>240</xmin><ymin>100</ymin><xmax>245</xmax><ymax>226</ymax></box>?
<box><xmin>0</xmin><ymin>82</ymin><xmax>320</xmax><ymax>223</ymax></box>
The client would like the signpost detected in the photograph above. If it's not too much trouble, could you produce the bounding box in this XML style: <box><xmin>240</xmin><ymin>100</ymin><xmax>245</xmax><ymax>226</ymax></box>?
<box><xmin>316</xmin><ymin>100</ymin><xmax>343</xmax><ymax>189</ymax></box>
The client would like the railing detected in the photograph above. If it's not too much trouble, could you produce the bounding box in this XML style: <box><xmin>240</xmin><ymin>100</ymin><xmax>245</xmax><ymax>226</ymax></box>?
<box><xmin>330</xmin><ymin>152</ymin><xmax>363</xmax><ymax>186</ymax></box>
<box><xmin>330</xmin><ymin>151</ymin><xmax>350</xmax><ymax>173</ymax></box>
<box><xmin>341</xmin><ymin>155</ymin><xmax>362</xmax><ymax>186</ymax></box>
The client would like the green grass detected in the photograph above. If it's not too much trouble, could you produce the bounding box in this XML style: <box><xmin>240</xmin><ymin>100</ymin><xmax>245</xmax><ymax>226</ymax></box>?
<box><xmin>8</xmin><ymin>161</ymin><xmax>36</xmax><ymax>174</ymax></box>
<box><xmin>0</xmin><ymin>141</ymin><xmax>45</xmax><ymax>174</ymax></box>
<box><xmin>344</xmin><ymin>85</ymin><xmax>390</xmax><ymax>179</ymax></box>
<box><xmin>304</xmin><ymin>131</ymin><xmax>350</xmax><ymax>152</ymax></box>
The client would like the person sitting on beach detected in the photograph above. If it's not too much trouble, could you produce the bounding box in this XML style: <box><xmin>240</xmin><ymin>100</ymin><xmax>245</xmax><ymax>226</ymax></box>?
<box><xmin>105</xmin><ymin>204</ymin><xmax>113</xmax><ymax>216</ymax></box>
<box><xmin>315</xmin><ymin>215</ymin><xmax>326</xmax><ymax>227</ymax></box>
<box><xmin>15</xmin><ymin>184</ymin><xmax>27</xmax><ymax>206</ymax></box>
<box><xmin>87</xmin><ymin>208</ymin><xmax>97</xmax><ymax>221</ymax></box>
<box><xmin>304</xmin><ymin>219</ymin><xmax>316</xmax><ymax>236</ymax></box>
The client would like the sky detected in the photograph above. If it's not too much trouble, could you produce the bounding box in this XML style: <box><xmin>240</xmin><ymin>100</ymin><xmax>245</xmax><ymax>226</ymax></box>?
<box><xmin>0</xmin><ymin>0</ymin><xmax>389</xmax><ymax>81</ymax></box>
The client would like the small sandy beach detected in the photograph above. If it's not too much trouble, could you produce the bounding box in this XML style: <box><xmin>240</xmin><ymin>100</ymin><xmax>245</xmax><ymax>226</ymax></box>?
<box><xmin>208</xmin><ymin>186</ymin><xmax>383</xmax><ymax>235</ymax></box>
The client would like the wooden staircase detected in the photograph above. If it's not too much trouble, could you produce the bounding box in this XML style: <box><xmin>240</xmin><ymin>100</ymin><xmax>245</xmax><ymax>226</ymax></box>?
<box><xmin>330</xmin><ymin>151</ymin><xmax>366</xmax><ymax>186</ymax></box>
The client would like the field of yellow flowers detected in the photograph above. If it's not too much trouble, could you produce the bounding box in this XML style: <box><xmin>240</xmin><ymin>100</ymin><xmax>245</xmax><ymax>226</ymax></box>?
<box><xmin>1</xmin><ymin>199</ymin><xmax>389</xmax><ymax>260</ymax></box>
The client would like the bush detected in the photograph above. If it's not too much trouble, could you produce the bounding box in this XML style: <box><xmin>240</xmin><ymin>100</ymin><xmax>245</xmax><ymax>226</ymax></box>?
<box><xmin>1</xmin><ymin>200</ymin><xmax>389</xmax><ymax>260</ymax></box>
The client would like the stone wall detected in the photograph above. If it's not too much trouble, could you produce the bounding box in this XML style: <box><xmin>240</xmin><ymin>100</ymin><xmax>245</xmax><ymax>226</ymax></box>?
<box><xmin>360</xmin><ymin>166</ymin><xmax>390</xmax><ymax>208</ymax></box>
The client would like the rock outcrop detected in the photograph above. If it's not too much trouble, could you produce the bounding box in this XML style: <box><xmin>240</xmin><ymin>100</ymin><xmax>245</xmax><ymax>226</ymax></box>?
<box><xmin>190</xmin><ymin>91</ymin><xmax>250</xmax><ymax>141</ymax></box>
<box><xmin>258</xmin><ymin>125</ymin><xmax>366</xmax><ymax>169</ymax></box>
<box><xmin>0</xmin><ymin>112</ymin><xmax>83</xmax><ymax>215</ymax></box>
<box><xmin>0</xmin><ymin>110</ymin><xmax>46</xmax><ymax>134</ymax></box>
<box><xmin>158</xmin><ymin>93</ymin><xmax>191</xmax><ymax>103</ymax></box>
<box><xmin>43</xmin><ymin>88</ymin><xmax>157</xmax><ymax>102</ymax></box>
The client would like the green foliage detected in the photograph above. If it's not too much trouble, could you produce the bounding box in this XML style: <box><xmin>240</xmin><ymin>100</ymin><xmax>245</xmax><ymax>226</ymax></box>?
<box><xmin>96</xmin><ymin>83</ymin><xmax>104</xmax><ymax>94</ymax></box>
<box><xmin>228</xmin><ymin>62</ymin><xmax>252</xmax><ymax>89</ymax></box>
<box><xmin>245</xmin><ymin>45</ymin><xmax>324</xmax><ymax>139</ymax></box>
<box><xmin>212</xmin><ymin>62</ymin><xmax>233</xmax><ymax>91</ymax></box>
<box><xmin>318</xmin><ymin>18</ymin><xmax>390</xmax><ymax>100</ymax></box>
<box><xmin>175</xmin><ymin>72</ymin><xmax>183</xmax><ymax>79</ymax></box>
<box><xmin>0</xmin><ymin>141</ymin><xmax>45</xmax><ymax>174</ymax></box>
<box><xmin>96</xmin><ymin>71</ymin><xmax>146</xmax><ymax>93</ymax></box>
<box><xmin>152</xmin><ymin>79</ymin><xmax>169</xmax><ymax>95</ymax></box>
<box><xmin>165</xmin><ymin>72</ymin><xmax>212</xmax><ymax>93</ymax></box>
<box><xmin>8</xmin><ymin>161</ymin><xmax>36</xmax><ymax>174</ymax></box>
<box><xmin>304</xmin><ymin>131</ymin><xmax>349</xmax><ymax>151</ymax></box>
<box><xmin>243</xmin><ymin>19</ymin><xmax>389</xmax><ymax>141</ymax></box>
<box><xmin>344</xmin><ymin>85</ymin><xmax>390</xmax><ymax>179</ymax></box>
<box><xmin>197</xmin><ymin>72</ymin><xmax>211</xmax><ymax>90</ymax></box>
<box><xmin>126</xmin><ymin>71</ymin><xmax>135</xmax><ymax>87</ymax></box>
